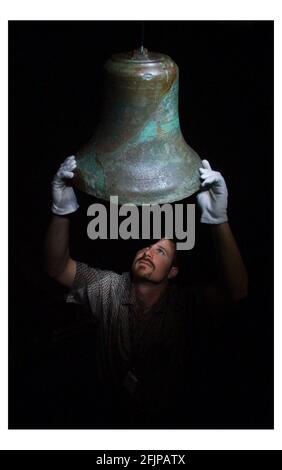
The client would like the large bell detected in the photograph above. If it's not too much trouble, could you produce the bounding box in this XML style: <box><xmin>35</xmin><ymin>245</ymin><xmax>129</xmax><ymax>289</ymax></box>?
<box><xmin>73</xmin><ymin>48</ymin><xmax>202</xmax><ymax>205</ymax></box>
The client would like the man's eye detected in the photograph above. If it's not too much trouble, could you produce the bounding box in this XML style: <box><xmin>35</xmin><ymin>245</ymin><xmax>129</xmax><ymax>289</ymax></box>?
<box><xmin>157</xmin><ymin>248</ymin><xmax>165</xmax><ymax>255</ymax></box>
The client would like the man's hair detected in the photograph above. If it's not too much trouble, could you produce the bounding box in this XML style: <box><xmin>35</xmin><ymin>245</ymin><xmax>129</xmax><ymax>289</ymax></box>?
<box><xmin>170</xmin><ymin>239</ymin><xmax>182</xmax><ymax>269</ymax></box>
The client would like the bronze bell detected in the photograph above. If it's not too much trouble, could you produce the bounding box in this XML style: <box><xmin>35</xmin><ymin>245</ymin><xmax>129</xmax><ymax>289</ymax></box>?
<box><xmin>73</xmin><ymin>48</ymin><xmax>202</xmax><ymax>205</ymax></box>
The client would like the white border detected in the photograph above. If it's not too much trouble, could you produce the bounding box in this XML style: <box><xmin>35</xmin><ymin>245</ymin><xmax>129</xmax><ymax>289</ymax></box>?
<box><xmin>1</xmin><ymin>0</ymin><xmax>281</xmax><ymax>450</ymax></box>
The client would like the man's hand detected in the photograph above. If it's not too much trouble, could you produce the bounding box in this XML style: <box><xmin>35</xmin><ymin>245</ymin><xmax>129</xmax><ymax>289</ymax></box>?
<box><xmin>196</xmin><ymin>159</ymin><xmax>228</xmax><ymax>224</ymax></box>
<box><xmin>51</xmin><ymin>155</ymin><xmax>79</xmax><ymax>215</ymax></box>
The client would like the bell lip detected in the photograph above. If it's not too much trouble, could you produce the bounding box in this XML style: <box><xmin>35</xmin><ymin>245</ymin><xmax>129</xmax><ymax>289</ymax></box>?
<box><xmin>73</xmin><ymin>179</ymin><xmax>201</xmax><ymax>206</ymax></box>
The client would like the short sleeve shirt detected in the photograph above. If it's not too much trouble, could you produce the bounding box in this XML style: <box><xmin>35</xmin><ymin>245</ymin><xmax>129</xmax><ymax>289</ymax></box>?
<box><xmin>66</xmin><ymin>261</ymin><xmax>206</xmax><ymax>412</ymax></box>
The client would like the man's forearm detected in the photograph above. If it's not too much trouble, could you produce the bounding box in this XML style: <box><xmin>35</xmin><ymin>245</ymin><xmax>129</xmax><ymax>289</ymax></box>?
<box><xmin>210</xmin><ymin>222</ymin><xmax>248</xmax><ymax>301</ymax></box>
<box><xmin>45</xmin><ymin>215</ymin><xmax>71</xmax><ymax>278</ymax></box>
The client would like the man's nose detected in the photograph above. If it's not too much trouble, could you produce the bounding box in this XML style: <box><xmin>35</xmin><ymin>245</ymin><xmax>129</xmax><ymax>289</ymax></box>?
<box><xmin>145</xmin><ymin>247</ymin><xmax>153</xmax><ymax>258</ymax></box>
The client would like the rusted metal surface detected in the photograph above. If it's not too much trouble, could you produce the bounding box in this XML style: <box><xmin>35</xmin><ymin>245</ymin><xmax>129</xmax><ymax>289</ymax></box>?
<box><xmin>73</xmin><ymin>49</ymin><xmax>202</xmax><ymax>205</ymax></box>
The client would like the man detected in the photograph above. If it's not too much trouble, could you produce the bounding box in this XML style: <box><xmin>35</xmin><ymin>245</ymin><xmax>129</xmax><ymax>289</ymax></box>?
<box><xmin>45</xmin><ymin>156</ymin><xmax>248</xmax><ymax>427</ymax></box>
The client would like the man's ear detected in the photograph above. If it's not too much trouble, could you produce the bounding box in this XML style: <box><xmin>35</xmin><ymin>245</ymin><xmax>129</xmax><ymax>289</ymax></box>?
<box><xmin>168</xmin><ymin>266</ymin><xmax>179</xmax><ymax>280</ymax></box>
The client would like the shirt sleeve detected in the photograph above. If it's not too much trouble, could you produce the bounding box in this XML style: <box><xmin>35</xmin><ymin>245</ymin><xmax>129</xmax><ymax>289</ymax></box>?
<box><xmin>65</xmin><ymin>261</ymin><xmax>120</xmax><ymax>322</ymax></box>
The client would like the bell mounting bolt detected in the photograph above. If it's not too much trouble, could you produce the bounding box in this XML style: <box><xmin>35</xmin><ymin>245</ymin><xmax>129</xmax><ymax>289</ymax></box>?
<box><xmin>131</xmin><ymin>47</ymin><xmax>149</xmax><ymax>59</ymax></box>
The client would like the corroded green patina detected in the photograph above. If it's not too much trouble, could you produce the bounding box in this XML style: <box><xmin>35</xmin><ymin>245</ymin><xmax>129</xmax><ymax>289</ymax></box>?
<box><xmin>73</xmin><ymin>49</ymin><xmax>202</xmax><ymax>205</ymax></box>
<box><xmin>135</xmin><ymin>81</ymin><xmax>180</xmax><ymax>144</ymax></box>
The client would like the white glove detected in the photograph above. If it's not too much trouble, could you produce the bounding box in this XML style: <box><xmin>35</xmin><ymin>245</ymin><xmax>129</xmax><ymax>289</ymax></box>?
<box><xmin>51</xmin><ymin>155</ymin><xmax>79</xmax><ymax>215</ymax></box>
<box><xmin>196</xmin><ymin>159</ymin><xmax>228</xmax><ymax>224</ymax></box>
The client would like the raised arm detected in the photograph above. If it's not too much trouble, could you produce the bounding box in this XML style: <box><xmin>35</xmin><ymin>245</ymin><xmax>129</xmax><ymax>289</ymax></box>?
<box><xmin>45</xmin><ymin>156</ymin><xmax>79</xmax><ymax>288</ymax></box>
<box><xmin>196</xmin><ymin>160</ymin><xmax>248</xmax><ymax>304</ymax></box>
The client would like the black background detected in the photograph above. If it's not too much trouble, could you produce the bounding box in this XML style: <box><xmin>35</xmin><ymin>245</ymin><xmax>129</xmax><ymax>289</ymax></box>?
<box><xmin>9</xmin><ymin>21</ymin><xmax>273</xmax><ymax>428</ymax></box>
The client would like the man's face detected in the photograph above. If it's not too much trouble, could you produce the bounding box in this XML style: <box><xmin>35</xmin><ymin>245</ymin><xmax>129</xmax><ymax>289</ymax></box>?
<box><xmin>131</xmin><ymin>239</ymin><xmax>178</xmax><ymax>284</ymax></box>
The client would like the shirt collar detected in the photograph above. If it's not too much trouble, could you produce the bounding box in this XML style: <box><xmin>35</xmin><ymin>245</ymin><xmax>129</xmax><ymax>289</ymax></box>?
<box><xmin>120</xmin><ymin>272</ymin><xmax>171</xmax><ymax>315</ymax></box>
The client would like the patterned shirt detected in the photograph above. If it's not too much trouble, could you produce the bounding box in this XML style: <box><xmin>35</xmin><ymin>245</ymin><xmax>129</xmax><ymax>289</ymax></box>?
<box><xmin>66</xmin><ymin>261</ymin><xmax>206</xmax><ymax>413</ymax></box>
